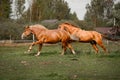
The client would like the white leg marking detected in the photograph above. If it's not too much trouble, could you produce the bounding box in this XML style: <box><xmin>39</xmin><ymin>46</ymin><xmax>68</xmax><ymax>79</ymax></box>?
<box><xmin>35</xmin><ymin>51</ymin><xmax>41</xmax><ymax>56</ymax></box>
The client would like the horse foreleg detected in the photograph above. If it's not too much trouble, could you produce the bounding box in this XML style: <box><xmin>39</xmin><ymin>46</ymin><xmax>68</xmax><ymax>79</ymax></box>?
<box><xmin>61</xmin><ymin>43</ymin><xmax>67</xmax><ymax>55</ymax></box>
<box><xmin>35</xmin><ymin>44</ymin><xmax>43</xmax><ymax>56</ymax></box>
<box><xmin>67</xmin><ymin>43</ymin><xmax>76</xmax><ymax>55</ymax></box>
<box><xmin>61</xmin><ymin>47</ymin><xmax>67</xmax><ymax>55</ymax></box>
<box><xmin>61</xmin><ymin>49</ymin><xmax>65</xmax><ymax>55</ymax></box>
<box><xmin>27</xmin><ymin>41</ymin><xmax>42</xmax><ymax>54</ymax></box>
<box><xmin>27</xmin><ymin>42</ymin><xmax>35</xmax><ymax>53</ymax></box>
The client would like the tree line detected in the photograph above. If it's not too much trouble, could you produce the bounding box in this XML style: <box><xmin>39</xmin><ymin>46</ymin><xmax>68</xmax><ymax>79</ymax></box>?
<box><xmin>0</xmin><ymin>0</ymin><xmax>119</xmax><ymax>40</ymax></box>
<box><xmin>84</xmin><ymin>0</ymin><xmax>120</xmax><ymax>27</ymax></box>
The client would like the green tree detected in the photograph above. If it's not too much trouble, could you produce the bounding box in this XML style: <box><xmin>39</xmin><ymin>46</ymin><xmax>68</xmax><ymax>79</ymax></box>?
<box><xmin>112</xmin><ymin>2</ymin><xmax>120</xmax><ymax>26</ymax></box>
<box><xmin>0</xmin><ymin>0</ymin><xmax>11</xmax><ymax>19</ymax></box>
<box><xmin>84</xmin><ymin>0</ymin><xmax>114</xmax><ymax>27</ymax></box>
<box><xmin>22</xmin><ymin>0</ymin><xmax>78</xmax><ymax>22</ymax></box>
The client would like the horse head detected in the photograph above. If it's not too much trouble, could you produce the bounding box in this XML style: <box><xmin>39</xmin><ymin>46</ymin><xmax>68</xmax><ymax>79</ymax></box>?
<box><xmin>58</xmin><ymin>23</ymin><xmax>72</xmax><ymax>34</ymax></box>
<box><xmin>21</xmin><ymin>25</ymin><xmax>32</xmax><ymax>39</ymax></box>
<box><xmin>58</xmin><ymin>23</ymin><xmax>79</xmax><ymax>41</ymax></box>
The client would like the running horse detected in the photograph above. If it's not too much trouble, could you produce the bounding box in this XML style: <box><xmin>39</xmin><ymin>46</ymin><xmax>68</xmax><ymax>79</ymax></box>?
<box><xmin>58</xmin><ymin>22</ymin><xmax>107</xmax><ymax>54</ymax></box>
<box><xmin>21</xmin><ymin>24</ymin><xmax>76</xmax><ymax>56</ymax></box>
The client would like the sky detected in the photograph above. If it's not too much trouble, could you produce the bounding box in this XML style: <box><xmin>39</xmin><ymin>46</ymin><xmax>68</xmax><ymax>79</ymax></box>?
<box><xmin>64</xmin><ymin>0</ymin><xmax>120</xmax><ymax>20</ymax></box>
<box><xmin>64</xmin><ymin>0</ymin><xmax>91</xmax><ymax>20</ymax></box>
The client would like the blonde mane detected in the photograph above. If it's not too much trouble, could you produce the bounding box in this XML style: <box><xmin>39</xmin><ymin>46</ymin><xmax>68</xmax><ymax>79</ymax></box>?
<box><xmin>30</xmin><ymin>24</ymin><xmax>48</xmax><ymax>30</ymax></box>
<box><xmin>62</xmin><ymin>22</ymin><xmax>79</xmax><ymax>28</ymax></box>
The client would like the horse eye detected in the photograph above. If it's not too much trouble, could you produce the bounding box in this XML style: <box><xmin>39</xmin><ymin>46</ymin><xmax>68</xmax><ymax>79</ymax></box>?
<box><xmin>58</xmin><ymin>26</ymin><xmax>60</xmax><ymax>28</ymax></box>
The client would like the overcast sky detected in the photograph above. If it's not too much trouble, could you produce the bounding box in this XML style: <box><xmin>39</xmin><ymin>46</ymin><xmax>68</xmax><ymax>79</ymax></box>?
<box><xmin>64</xmin><ymin>0</ymin><xmax>120</xmax><ymax>20</ymax></box>
<box><xmin>64</xmin><ymin>0</ymin><xmax>91</xmax><ymax>20</ymax></box>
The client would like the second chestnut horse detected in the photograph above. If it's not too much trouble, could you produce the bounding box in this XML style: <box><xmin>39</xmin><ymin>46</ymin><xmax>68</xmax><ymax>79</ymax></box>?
<box><xmin>21</xmin><ymin>24</ymin><xmax>76</xmax><ymax>56</ymax></box>
<box><xmin>58</xmin><ymin>22</ymin><xmax>107</xmax><ymax>54</ymax></box>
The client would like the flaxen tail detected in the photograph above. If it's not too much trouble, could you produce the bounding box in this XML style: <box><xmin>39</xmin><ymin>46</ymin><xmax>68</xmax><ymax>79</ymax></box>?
<box><xmin>101</xmin><ymin>34</ymin><xmax>120</xmax><ymax>41</ymax></box>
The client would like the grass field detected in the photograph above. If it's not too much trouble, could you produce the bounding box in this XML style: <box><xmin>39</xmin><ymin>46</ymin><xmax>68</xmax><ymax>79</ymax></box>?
<box><xmin>0</xmin><ymin>41</ymin><xmax>120</xmax><ymax>80</ymax></box>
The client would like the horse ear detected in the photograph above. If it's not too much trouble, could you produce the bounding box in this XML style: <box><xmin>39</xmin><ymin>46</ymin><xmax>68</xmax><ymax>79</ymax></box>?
<box><xmin>58</xmin><ymin>25</ymin><xmax>61</xmax><ymax>29</ymax></box>
<box><xmin>25</xmin><ymin>25</ymin><xmax>29</xmax><ymax>29</ymax></box>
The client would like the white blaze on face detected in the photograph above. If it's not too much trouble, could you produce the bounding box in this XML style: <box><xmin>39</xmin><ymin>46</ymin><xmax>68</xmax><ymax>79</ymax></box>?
<box><xmin>21</xmin><ymin>33</ymin><xmax>25</xmax><ymax>39</ymax></box>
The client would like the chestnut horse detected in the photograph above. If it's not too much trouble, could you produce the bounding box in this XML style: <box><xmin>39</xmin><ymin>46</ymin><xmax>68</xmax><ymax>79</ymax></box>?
<box><xmin>58</xmin><ymin>22</ymin><xmax>107</xmax><ymax>54</ymax></box>
<box><xmin>21</xmin><ymin>24</ymin><xmax>76</xmax><ymax>56</ymax></box>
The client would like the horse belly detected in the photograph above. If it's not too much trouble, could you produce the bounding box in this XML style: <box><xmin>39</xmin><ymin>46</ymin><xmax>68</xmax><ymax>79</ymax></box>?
<box><xmin>44</xmin><ymin>35</ymin><xmax>61</xmax><ymax>44</ymax></box>
<box><xmin>77</xmin><ymin>32</ymin><xmax>93</xmax><ymax>42</ymax></box>
<box><xmin>79</xmin><ymin>37</ymin><xmax>92</xmax><ymax>42</ymax></box>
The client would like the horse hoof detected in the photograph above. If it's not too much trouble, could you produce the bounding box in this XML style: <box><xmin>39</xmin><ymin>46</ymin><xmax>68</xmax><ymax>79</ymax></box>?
<box><xmin>35</xmin><ymin>54</ymin><xmax>39</xmax><ymax>57</ymax></box>
<box><xmin>73</xmin><ymin>53</ymin><xmax>76</xmax><ymax>55</ymax></box>
<box><xmin>24</xmin><ymin>51</ymin><xmax>28</xmax><ymax>54</ymax></box>
<box><xmin>24</xmin><ymin>51</ymin><xmax>30</xmax><ymax>54</ymax></box>
<box><xmin>60</xmin><ymin>54</ymin><xmax>64</xmax><ymax>56</ymax></box>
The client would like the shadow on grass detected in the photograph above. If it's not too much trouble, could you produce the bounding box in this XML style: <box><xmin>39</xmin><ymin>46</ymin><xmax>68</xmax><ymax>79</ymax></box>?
<box><xmin>75</xmin><ymin>49</ymin><xmax>120</xmax><ymax>58</ymax></box>
<box><xmin>75</xmin><ymin>50</ymin><xmax>94</xmax><ymax>55</ymax></box>
<box><xmin>98</xmin><ymin>54</ymin><xmax>120</xmax><ymax>58</ymax></box>
<box><xmin>22</xmin><ymin>49</ymin><xmax>120</xmax><ymax>59</ymax></box>
<box><xmin>98</xmin><ymin>51</ymin><xmax>120</xmax><ymax>58</ymax></box>
<box><xmin>23</xmin><ymin>51</ymin><xmax>59</xmax><ymax>57</ymax></box>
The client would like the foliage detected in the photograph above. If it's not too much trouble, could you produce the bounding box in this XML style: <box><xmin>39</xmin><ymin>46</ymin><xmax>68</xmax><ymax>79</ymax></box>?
<box><xmin>0</xmin><ymin>19</ymin><xmax>81</xmax><ymax>40</ymax></box>
<box><xmin>112</xmin><ymin>2</ymin><xmax>120</xmax><ymax>26</ymax></box>
<box><xmin>0</xmin><ymin>19</ymin><xmax>24</xmax><ymax>40</ymax></box>
<box><xmin>0</xmin><ymin>0</ymin><xmax>11</xmax><ymax>19</ymax></box>
<box><xmin>22</xmin><ymin>0</ymin><xmax>79</xmax><ymax>22</ymax></box>
<box><xmin>84</xmin><ymin>0</ymin><xmax>114</xmax><ymax>27</ymax></box>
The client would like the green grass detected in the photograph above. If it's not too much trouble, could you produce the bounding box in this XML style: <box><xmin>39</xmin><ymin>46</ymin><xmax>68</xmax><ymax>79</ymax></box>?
<box><xmin>0</xmin><ymin>42</ymin><xmax>120</xmax><ymax>80</ymax></box>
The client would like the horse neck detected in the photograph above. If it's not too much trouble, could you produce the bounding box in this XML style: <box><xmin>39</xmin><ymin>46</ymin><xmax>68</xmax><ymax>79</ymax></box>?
<box><xmin>66</xmin><ymin>25</ymin><xmax>81</xmax><ymax>33</ymax></box>
<box><xmin>30</xmin><ymin>27</ymin><xmax>46</xmax><ymax>37</ymax></box>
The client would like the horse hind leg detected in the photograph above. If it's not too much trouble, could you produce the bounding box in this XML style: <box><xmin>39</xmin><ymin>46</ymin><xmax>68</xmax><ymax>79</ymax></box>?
<box><xmin>90</xmin><ymin>41</ymin><xmax>99</xmax><ymax>54</ymax></box>
<box><xmin>96</xmin><ymin>40</ymin><xmax>107</xmax><ymax>53</ymax></box>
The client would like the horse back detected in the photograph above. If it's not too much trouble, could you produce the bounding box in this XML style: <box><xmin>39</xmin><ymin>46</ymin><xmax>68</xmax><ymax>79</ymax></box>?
<box><xmin>37</xmin><ymin>29</ymin><xmax>70</xmax><ymax>43</ymax></box>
